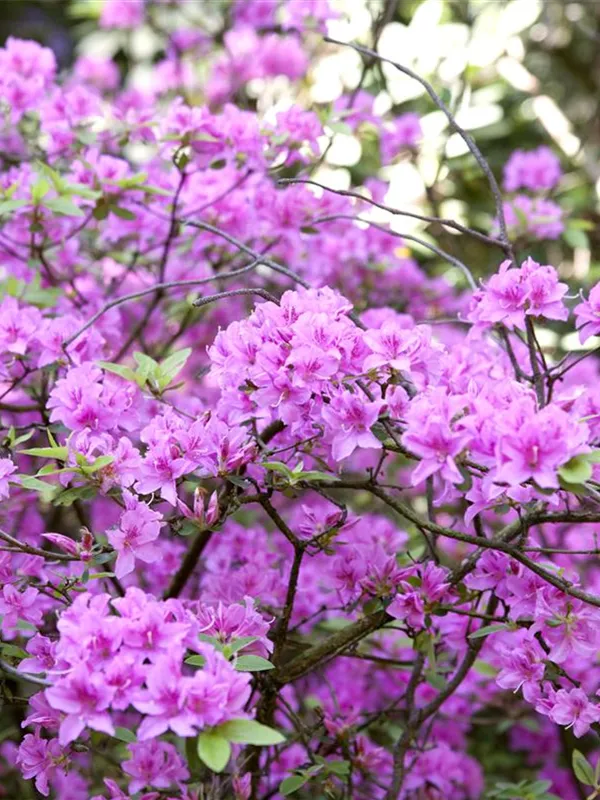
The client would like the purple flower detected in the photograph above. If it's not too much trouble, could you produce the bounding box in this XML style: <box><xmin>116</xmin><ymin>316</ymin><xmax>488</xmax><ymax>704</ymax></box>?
<box><xmin>468</xmin><ymin>258</ymin><xmax>568</xmax><ymax>329</ymax></box>
<box><xmin>0</xmin><ymin>585</ymin><xmax>43</xmax><ymax>632</ymax></box>
<box><xmin>503</xmin><ymin>146</ymin><xmax>561</xmax><ymax>192</ymax></box>
<box><xmin>100</xmin><ymin>0</ymin><xmax>145</xmax><ymax>29</ymax></box>
<box><xmin>321</xmin><ymin>391</ymin><xmax>384</xmax><ymax>461</ymax></box>
<box><xmin>574</xmin><ymin>283</ymin><xmax>600</xmax><ymax>343</ymax></box>
<box><xmin>107</xmin><ymin>490</ymin><xmax>164</xmax><ymax>579</ymax></box>
<box><xmin>495</xmin><ymin>398</ymin><xmax>588</xmax><ymax>489</ymax></box>
<box><xmin>380</xmin><ymin>113</ymin><xmax>422</xmax><ymax>163</ymax></box>
<box><xmin>496</xmin><ymin>636</ymin><xmax>546</xmax><ymax>702</ymax></box>
<box><xmin>546</xmin><ymin>688</ymin><xmax>600</xmax><ymax>738</ymax></box>
<box><xmin>45</xmin><ymin>666</ymin><xmax>115</xmax><ymax>745</ymax></box>
<box><xmin>133</xmin><ymin>658</ymin><xmax>195</xmax><ymax>740</ymax></box>
<box><xmin>19</xmin><ymin>634</ymin><xmax>56</xmax><ymax>675</ymax></box>
<box><xmin>0</xmin><ymin>457</ymin><xmax>17</xmax><ymax>500</ymax></box>
<box><xmin>16</xmin><ymin>731</ymin><xmax>66</xmax><ymax>796</ymax></box>
<box><xmin>123</xmin><ymin>741</ymin><xmax>189</xmax><ymax>795</ymax></box>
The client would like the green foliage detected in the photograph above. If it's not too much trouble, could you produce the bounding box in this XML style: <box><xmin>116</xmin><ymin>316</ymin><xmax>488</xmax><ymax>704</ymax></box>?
<box><xmin>99</xmin><ymin>348</ymin><xmax>191</xmax><ymax>395</ymax></box>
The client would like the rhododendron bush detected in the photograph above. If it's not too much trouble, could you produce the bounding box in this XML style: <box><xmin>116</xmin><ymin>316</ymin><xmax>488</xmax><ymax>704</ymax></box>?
<box><xmin>2</xmin><ymin>1</ymin><xmax>600</xmax><ymax>799</ymax></box>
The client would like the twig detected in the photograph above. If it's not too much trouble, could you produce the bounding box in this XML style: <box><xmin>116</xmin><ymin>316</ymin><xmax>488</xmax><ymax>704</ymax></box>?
<box><xmin>324</xmin><ymin>36</ymin><xmax>515</xmax><ymax>264</ymax></box>
<box><xmin>278</xmin><ymin>177</ymin><xmax>504</xmax><ymax>250</ymax></box>
<box><xmin>310</xmin><ymin>213</ymin><xmax>477</xmax><ymax>289</ymax></box>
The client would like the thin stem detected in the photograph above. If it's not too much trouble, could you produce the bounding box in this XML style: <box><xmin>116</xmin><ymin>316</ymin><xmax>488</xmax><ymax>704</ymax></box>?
<box><xmin>278</xmin><ymin>177</ymin><xmax>504</xmax><ymax>250</ymax></box>
<box><xmin>324</xmin><ymin>36</ymin><xmax>515</xmax><ymax>264</ymax></box>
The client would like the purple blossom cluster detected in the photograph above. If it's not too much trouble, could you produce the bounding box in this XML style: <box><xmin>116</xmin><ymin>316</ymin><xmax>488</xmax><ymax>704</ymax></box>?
<box><xmin>498</xmin><ymin>146</ymin><xmax>565</xmax><ymax>241</ymax></box>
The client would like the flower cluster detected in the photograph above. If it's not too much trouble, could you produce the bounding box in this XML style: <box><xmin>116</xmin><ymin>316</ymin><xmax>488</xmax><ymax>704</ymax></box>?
<box><xmin>499</xmin><ymin>146</ymin><xmax>565</xmax><ymax>242</ymax></box>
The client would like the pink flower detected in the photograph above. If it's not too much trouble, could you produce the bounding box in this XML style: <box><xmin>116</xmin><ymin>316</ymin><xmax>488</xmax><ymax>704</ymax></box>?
<box><xmin>495</xmin><ymin>398</ymin><xmax>588</xmax><ymax>489</ymax></box>
<box><xmin>531</xmin><ymin>589</ymin><xmax>600</xmax><ymax>663</ymax></box>
<box><xmin>194</xmin><ymin>596</ymin><xmax>273</xmax><ymax>656</ymax></box>
<box><xmin>47</xmin><ymin>364</ymin><xmax>109</xmax><ymax>432</ymax></box>
<box><xmin>19</xmin><ymin>634</ymin><xmax>56</xmax><ymax>675</ymax></box>
<box><xmin>0</xmin><ymin>297</ymin><xmax>41</xmax><ymax>355</ymax></box>
<box><xmin>0</xmin><ymin>585</ymin><xmax>43</xmax><ymax>632</ymax></box>
<box><xmin>388</xmin><ymin>591</ymin><xmax>425</xmax><ymax>629</ymax></box>
<box><xmin>0</xmin><ymin>457</ymin><xmax>16</xmax><ymax>499</ymax></box>
<box><xmin>321</xmin><ymin>391</ymin><xmax>384</xmax><ymax>461</ymax></box>
<box><xmin>45</xmin><ymin>666</ymin><xmax>115</xmax><ymax>745</ymax></box>
<box><xmin>135</xmin><ymin>443</ymin><xmax>193</xmax><ymax>506</ymax></box>
<box><xmin>107</xmin><ymin>490</ymin><xmax>164</xmax><ymax>579</ymax></box>
<box><xmin>123</xmin><ymin>741</ymin><xmax>189</xmax><ymax>795</ymax></box>
<box><xmin>16</xmin><ymin>731</ymin><xmax>66</xmax><ymax>796</ymax></box>
<box><xmin>133</xmin><ymin>658</ymin><xmax>195</xmax><ymax>740</ymax></box>
<box><xmin>574</xmin><ymin>283</ymin><xmax>600</xmax><ymax>343</ymax></box>
<box><xmin>100</xmin><ymin>0</ymin><xmax>145</xmax><ymax>29</ymax></box>
<box><xmin>546</xmin><ymin>688</ymin><xmax>600</xmax><ymax>738</ymax></box>
<box><xmin>496</xmin><ymin>636</ymin><xmax>545</xmax><ymax>702</ymax></box>
<box><xmin>503</xmin><ymin>146</ymin><xmax>561</xmax><ymax>192</ymax></box>
<box><xmin>380</xmin><ymin>113</ymin><xmax>421</xmax><ymax>163</ymax></box>
<box><xmin>468</xmin><ymin>258</ymin><xmax>567</xmax><ymax>329</ymax></box>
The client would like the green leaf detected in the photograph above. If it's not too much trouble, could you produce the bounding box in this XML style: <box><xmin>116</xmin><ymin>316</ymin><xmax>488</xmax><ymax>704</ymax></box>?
<box><xmin>19</xmin><ymin>475</ymin><xmax>57</xmax><ymax>503</ymax></box>
<box><xmin>473</xmin><ymin>659</ymin><xmax>499</xmax><ymax>677</ymax></box>
<box><xmin>512</xmin><ymin>204</ymin><xmax>529</xmax><ymax>230</ymax></box>
<box><xmin>424</xmin><ymin>670</ymin><xmax>446</xmax><ymax>690</ymax></box>
<box><xmin>234</xmin><ymin>655</ymin><xmax>275</xmax><ymax>672</ymax></box>
<box><xmin>196</xmin><ymin>731</ymin><xmax>231</xmax><ymax>773</ymax></box>
<box><xmin>93</xmin><ymin>202</ymin><xmax>110</xmax><ymax>220</ymax></box>
<box><xmin>468</xmin><ymin>623</ymin><xmax>508</xmax><ymax>640</ymax></box>
<box><xmin>572</xmin><ymin>750</ymin><xmax>596</xmax><ymax>786</ymax></box>
<box><xmin>113</xmin><ymin>727</ymin><xmax>136</xmax><ymax>743</ymax></box>
<box><xmin>110</xmin><ymin>205</ymin><xmax>136</xmax><ymax>221</ymax></box>
<box><xmin>84</xmin><ymin>455</ymin><xmax>115</xmax><ymax>473</ymax></box>
<box><xmin>133</xmin><ymin>352</ymin><xmax>160</xmax><ymax>384</ymax></box>
<box><xmin>156</xmin><ymin>347</ymin><xmax>192</xmax><ymax>391</ymax></box>
<box><xmin>98</xmin><ymin>361</ymin><xmax>139</xmax><ymax>385</ymax></box>
<box><xmin>263</xmin><ymin>461</ymin><xmax>294</xmax><ymax>479</ymax></box>
<box><xmin>280</xmin><ymin>775</ymin><xmax>309</xmax><ymax>795</ymax></box>
<box><xmin>323</xmin><ymin>760</ymin><xmax>350</xmax><ymax>777</ymax></box>
<box><xmin>113</xmin><ymin>172</ymin><xmax>148</xmax><ymax>188</ymax></box>
<box><xmin>228</xmin><ymin>636</ymin><xmax>259</xmax><ymax>654</ymax></box>
<box><xmin>16</xmin><ymin>619</ymin><xmax>37</xmax><ymax>632</ymax></box>
<box><xmin>43</xmin><ymin>197</ymin><xmax>84</xmax><ymax>217</ymax></box>
<box><xmin>185</xmin><ymin>655</ymin><xmax>207</xmax><ymax>667</ymax></box>
<box><xmin>31</xmin><ymin>178</ymin><xmax>51</xmax><ymax>203</ymax></box>
<box><xmin>563</xmin><ymin>227</ymin><xmax>590</xmax><ymax>250</ymax></box>
<box><xmin>327</xmin><ymin>121</ymin><xmax>353</xmax><ymax>136</ymax></box>
<box><xmin>295</xmin><ymin>470</ymin><xmax>340</xmax><ymax>483</ymax></box>
<box><xmin>0</xmin><ymin>643</ymin><xmax>28</xmax><ymax>659</ymax></box>
<box><xmin>218</xmin><ymin>718</ymin><xmax>285</xmax><ymax>745</ymax></box>
<box><xmin>558</xmin><ymin>455</ymin><xmax>593</xmax><ymax>485</ymax></box>
<box><xmin>528</xmin><ymin>780</ymin><xmax>552</xmax><ymax>796</ymax></box>
<box><xmin>53</xmin><ymin>484</ymin><xmax>96</xmax><ymax>506</ymax></box>
<box><xmin>21</xmin><ymin>446</ymin><xmax>68</xmax><ymax>460</ymax></box>
<box><xmin>0</xmin><ymin>199</ymin><xmax>28</xmax><ymax>215</ymax></box>
<box><xmin>568</xmin><ymin>219</ymin><xmax>595</xmax><ymax>231</ymax></box>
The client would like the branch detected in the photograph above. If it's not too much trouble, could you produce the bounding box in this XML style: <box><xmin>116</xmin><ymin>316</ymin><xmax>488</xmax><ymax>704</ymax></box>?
<box><xmin>163</xmin><ymin>527</ymin><xmax>212</xmax><ymax>600</ymax></box>
<box><xmin>274</xmin><ymin>609</ymin><xmax>389</xmax><ymax>685</ymax></box>
<box><xmin>310</xmin><ymin>213</ymin><xmax>477</xmax><ymax>289</ymax></box>
<box><xmin>62</xmin><ymin>257</ymin><xmax>263</xmax><ymax>349</ymax></box>
<box><xmin>180</xmin><ymin>218</ymin><xmax>310</xmax><ymax>288</ymax></box>
<box><xmin>192</xmin><ymin>287</ymin><xmax>279</xmax><ymax>309</ymax></box>
<box><xmin>0</xmin><ymin>529</ymin><xmax>77</xmax><ymax>562</ymax></box>
<box><xmin>324</xmin><ymin>36</ymin><xmax>515</xmax><ymax>264</ymax></box>
<box><xmin>278</xmin><ymin>177</ymin><xmax>504</xmax><ymax>250</ymax></box>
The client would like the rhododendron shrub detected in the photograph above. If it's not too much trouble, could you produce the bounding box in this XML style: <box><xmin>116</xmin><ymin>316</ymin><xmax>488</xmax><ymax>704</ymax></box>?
<box><xmin>1</xmin><ymin>2</ymin><xmax>600</xmax><ymax>800</ymax></box>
